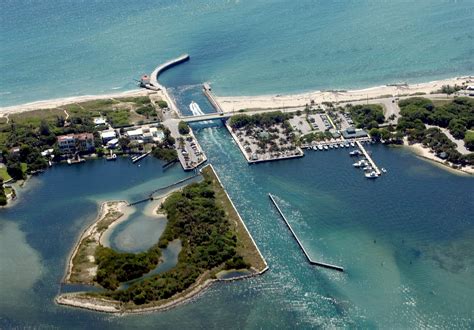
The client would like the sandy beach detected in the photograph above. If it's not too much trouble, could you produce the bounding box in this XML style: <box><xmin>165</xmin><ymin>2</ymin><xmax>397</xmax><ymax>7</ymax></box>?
<box><xmin>403</xmin><ymin>140</ymin><xmax>474</xmax><ymax>175</ymax></box>
<box><xmin>0</xmin><ymin>89</ymin><xmax>149</xmax><ymax>116</ymax></box>
<box><xmin>215</xmin><ymin>76</ymin><xmax>474</xmax><ymax>112</ymax></box>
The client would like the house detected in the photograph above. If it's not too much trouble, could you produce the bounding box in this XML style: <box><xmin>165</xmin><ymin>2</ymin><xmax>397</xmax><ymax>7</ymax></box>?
<box><xmin>57</xmin><ymin>133</ymin><xmax>94</xmax><ymax>154</ymax></box>
<box><xmin>126</xmin><ymin>125</ymin><xmax>164</xmax><ymax>143</ymax></box>
<box><xmin>100</xmin><ymin>130</ymin><xmax>117</xmax><ymax>144</ymax></box>
<box><xmin>93</xmin><ymin>117</ymin><xmax>107</xmax><ymax>126</ymax></box>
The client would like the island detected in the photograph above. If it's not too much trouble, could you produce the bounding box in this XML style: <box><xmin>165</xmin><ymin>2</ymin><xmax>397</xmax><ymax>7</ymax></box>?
<box><xmin>56</xmin><ymin>164</ymin><xmax>268</xmax><ymax>313</ymax></box>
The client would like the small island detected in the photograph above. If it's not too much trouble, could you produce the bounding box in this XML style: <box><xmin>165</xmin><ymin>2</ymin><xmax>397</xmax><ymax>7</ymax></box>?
<box><xmin>56</xmin><ymin>165</ymin><xmax>267</xmax><ymax>313</ymax></box>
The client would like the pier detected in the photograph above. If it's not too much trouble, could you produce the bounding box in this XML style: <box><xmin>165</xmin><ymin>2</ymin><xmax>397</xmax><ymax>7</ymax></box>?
<box><xmin>268</xmin><ymin>194</ymin><xmax>344</xmax><ymax>272</ymax></box>
<box><xmin>202</xmin><ymin>83</ymin><xmax>224</xmax><ymax>113</ymax></box>
<box><xmin>356</xmin><ymin>141</ymin><xmax>381</xmax><ymax>175</ymax></box>
<box><xmin>149</xmin><ymin>54</ymin><xmax>190</xmax><ymax>90</ymax></box>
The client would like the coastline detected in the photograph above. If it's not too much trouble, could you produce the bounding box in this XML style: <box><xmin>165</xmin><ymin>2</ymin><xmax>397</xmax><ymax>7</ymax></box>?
<box><xmin>215</xmin><ymin>76</ymin><xmax>473</xmax><ymax>112</ymax></box>
<box><xmin>1</xmin><ymin>76</ymin><xmax>472</xmax><ymax>117</ymax></box>
<box><xmin>0</xmin><ymin>89</ymin><xmax>148</xmax><ymax>115</ymax></box>
<box><xmin>402</xmin><ymin>141</ymin><xmax>473</xmax><ymax>176</ymax></box>
<box><xmin>56</xmin><ymin>164</ymin><xmax>268</xmax><ymax>314</ymax></box>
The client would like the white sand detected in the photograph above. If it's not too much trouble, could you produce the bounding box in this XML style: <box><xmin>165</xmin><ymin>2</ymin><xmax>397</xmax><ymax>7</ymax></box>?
<box><xmin>215</xmin><ymin>76</ymin><xmax>474</xmax><ymax>112</ymax></box>
<box><xmin>0</xmin><ymin>89</ymin><xmax>149</xmax><ymax>115</ymax></box>
<box><xmin>404</xmin><ymin>141</ymin><xmax>474</xmax><ymax>175</ymax></box>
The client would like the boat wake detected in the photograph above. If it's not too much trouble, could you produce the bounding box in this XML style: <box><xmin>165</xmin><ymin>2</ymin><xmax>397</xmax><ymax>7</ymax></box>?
<box><xmin>189</xmin><ymin>101</ymin><xmax>205</xmax><ymax>116</ymax></box>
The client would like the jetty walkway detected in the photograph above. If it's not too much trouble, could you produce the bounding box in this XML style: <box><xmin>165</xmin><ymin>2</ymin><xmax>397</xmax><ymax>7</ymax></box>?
<box><xmin>149</xmin><ymin>54</ymin><xmax>190</xmax><ymax>90</ymax></box>
<box><xmin>356</xmin><ymin>141</ymin><xmax>381</xmax><ymax>175</ymax></box>
<box><xmin>268</xmin><ymin>194</ymin><xmax>344</xmax><ymax>272</ymax></box>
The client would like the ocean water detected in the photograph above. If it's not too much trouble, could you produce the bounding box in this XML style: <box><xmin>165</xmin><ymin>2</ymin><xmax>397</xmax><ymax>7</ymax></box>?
<box><xmin>0</xmin><ymin>125</ymin><xmax>473</xmax><ymax>328</ymax></box>
<box><xmin>1</xmin><ymin>0</ymin><xmax>474</xmax><ymax>106</ymax></box>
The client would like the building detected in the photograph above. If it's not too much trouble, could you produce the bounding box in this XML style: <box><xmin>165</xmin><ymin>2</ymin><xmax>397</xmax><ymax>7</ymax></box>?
<box><xmin>100</xmin><ymin>130</ymin><xmax>117</xmax><ymax>144</ymax></box>
<box><xmin>342</xmin><ymin>127</ymin><xmax>368</xmax><ymax>139</ymax></box>
<box><xmin>93</xmin><ymin>117</ymin><xmax>107</xmax><ymax>126</ymax></box>
<box><xmin>57</xmin><ymin>133</ymin><xmax>94</xmax><ymax>154</ymax></box>
<box><xmin>140</xmin><ymin>75</ymin><xmax>150</xmax><ymax>87</ymax></box>
<box><xmin>125</xmin><ymin>125</ymin><xmax>164</xmax><ymax>144</ymax></box>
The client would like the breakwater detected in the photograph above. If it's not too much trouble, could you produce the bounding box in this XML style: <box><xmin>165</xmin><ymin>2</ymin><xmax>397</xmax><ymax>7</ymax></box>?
<box><xmin>149</xmin><ymin>54</ymin><xmax>190</xmax><ymax>90</ymax></box>
<box><xmin>268</xmin><ymin>193</ymin><xmax>344</xmax><ymax>272</ymax></box>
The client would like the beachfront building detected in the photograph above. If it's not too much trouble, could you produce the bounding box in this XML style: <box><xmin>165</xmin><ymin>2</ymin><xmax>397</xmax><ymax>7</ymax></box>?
<box><xmin>57</xmin><ymin>133</ymin><xmax>94</xmax><ymax>154</ymax></box>
<box><xmin>100</xmin><ymin>130</ymin><xmax>117</xmax><ymax>144</ymax></box>
<box><xmin>125</xmin><ymin>125</ymin><xmax>164</xmax><ymax>144</ymax></box>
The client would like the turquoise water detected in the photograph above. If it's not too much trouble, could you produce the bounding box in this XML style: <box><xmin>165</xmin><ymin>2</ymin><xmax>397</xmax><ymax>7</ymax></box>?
<box><xmin>1</xmin><ymin>125</ymin><xmax>473</xmax><ymax>328</ymax></box>
<box><xmin>1</xmin><ymin>0</ymin><xmax>474</xmax><ymax>106</ymax></box>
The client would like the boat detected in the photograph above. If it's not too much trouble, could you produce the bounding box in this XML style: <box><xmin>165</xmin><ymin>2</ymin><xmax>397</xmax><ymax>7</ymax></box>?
<box><xmin>381</xmin><ymin>168</ymin><xmax>387</xmax><ymax>173</ymax></box>
<box><xmin>353</xmin><ymin>160</ymin><xmax>364</xmax><ymax>168</ymax></box>
<box><xmin>344</xmin><ymin>143</ymin><xmax>350</xmax><ymax>148</ymax></box>
<box><xmin>312</xmin><ymin>146</ymin><xmax>317</xmax><ymax>151</ymax></box>
<box><xmin>106</xmin><ymin>153</ymin><xmax>117</xmax><ymax>161</ymax></box>
<box><xmin>318</xmin><ymin>145</ymin><xmax>324</xmax><ymax>151</ymax></box>
<box><xmin>339</xmin><ymin>143</ymin><xmax>344</xmax><ymax>148</ymax></box>
<box><xmin>349</xmin><ymin>150</ymin><xmax>361</xmax><ymax>156</ymax></box>
<box><xmin>323</xmin><ymin>145</ymin><xmax>329</xmax><ymax>150</ymax></box>
<box><xmin>334</xmin><ymin>144</ymin><xmax>339</xmax><ymax>149</ymax></box>
<box><xmin>365</xmin><ymin>171</ymin><xmax>379</xmax><ymax>179</ymax></box>
<box><xmin>350</xmin><ymin>142</ymin><xmax>355</xmax><ymax>147</ymax></box>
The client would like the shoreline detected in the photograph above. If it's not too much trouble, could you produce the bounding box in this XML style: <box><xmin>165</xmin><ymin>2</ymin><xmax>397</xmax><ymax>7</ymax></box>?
<box><xmin>56</xmin><ymin>164</ymin><xmax>268</xmax><ymax>314</ymax></box>
<box><xmin>402</xmin><ymin>141</ymin><xmax>473</xmax><ymax>176</ymax></box>
<box><xmin>1</xmin><ymin>76</ymin><xmax>472</xmax><ymax>117</ymax></box>
<box><xmin>0</xmin><ymin>89</ymin><xmax>149</xmax><ymax>115</ymax></box>
<box><xmin>215</xmin><ymin>76</ymin><xmax>473</xmax><ymax>112</ymax></box>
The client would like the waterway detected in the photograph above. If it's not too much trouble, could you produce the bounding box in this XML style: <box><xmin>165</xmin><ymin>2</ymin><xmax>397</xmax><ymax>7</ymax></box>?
<box><xmin>1</xmin><ymin>125</ymin><xmax>473</xmax><ymax>328</ymax></box>
<box><xmin>1</xmin><ymin>1</ymin><xmax>474</xmax><ymax>106</ymax></box>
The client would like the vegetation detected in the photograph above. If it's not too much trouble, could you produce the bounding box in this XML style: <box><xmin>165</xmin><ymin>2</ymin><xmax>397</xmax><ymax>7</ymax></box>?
<box><xmin>434</xmin><ymin>84</ymin><xmax>463</xmax><ymax>96</ymax></box>
<box><xmin>465</xmin><ymin>131</ymin><xmax>474</xmax><ymax>151</ymax></box>
<box><xmin>178</xmin><ymin>121</ymin><xmax>190</xmax><ymax>135</ymax></box>
<box><xmin>95</xmin><ymin>245</ymin><xmax>161</xmax><ymax>290</ymax></box>
<box><xmin>100</xmin><ymin>169</ymin><xmax>250</xmax><ymax>305</ymax></box>
<box><xmin>0</xmin><ymin>178</ymin><xmax>6</xmax><ymax>206</ymax></box>
<box><xmin>157</xmin><ymin>100</ymin><xmax>168</xmax><ymax>109</ymax></box>
<box><xmin>0</xmin><ymin>97</ymin><xmax>155</xmax><ymax>187</ymax></box>
<box><xmin>228</xmin><ymin>111</ymin><xmax>292</xmax><ymax>130</ymax></box>
<box><xmin>152</xmin><ymin>127</ymin><xmax>177</xmax><ymax>162</ymax></box>
<box><xmin>397</xmin><ymin>97</ymin><xmax>474</xmax><ymax>166</ymax></box>
<box><xmin>347</xmin><ymin>104</ymin><xmax>385</xmax><ymax>129</ymax></box>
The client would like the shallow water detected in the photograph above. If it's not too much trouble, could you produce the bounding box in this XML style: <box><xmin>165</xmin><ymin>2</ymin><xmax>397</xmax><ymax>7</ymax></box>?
<box><xmin>0</xmin><ymin>125</ymin><xmax>473</xmax><ymax>328</ymax></box>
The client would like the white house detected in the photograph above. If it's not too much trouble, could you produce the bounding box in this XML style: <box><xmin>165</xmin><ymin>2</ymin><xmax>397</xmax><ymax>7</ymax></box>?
<box><xmin>100</xmin><ymin>130</ymin><xmax>117</xmax><ymax>144</ymax></box>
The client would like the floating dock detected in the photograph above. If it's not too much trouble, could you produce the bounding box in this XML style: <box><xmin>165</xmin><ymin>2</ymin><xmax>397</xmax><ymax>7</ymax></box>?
<box><xmin>268</xmin><ymin>193</ymin><xmax>344</xmax><ymax>272</ymax></box>
<box><xmin>356</xmin><ymin>141</ymin><xmax>381</xmax><ymax>175</ymax></box>
<box><xmin>131</xmin><ymin>151</ymin><xmax>151</xmax><ymax>163</ymax></box>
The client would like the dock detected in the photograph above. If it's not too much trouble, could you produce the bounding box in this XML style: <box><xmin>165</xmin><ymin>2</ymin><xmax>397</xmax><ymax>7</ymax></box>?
<box><xmin>268</xmin><ymin>193</ymin><xmax>344</xmax><ymax>272</ymax></box>
<box><xmin>131</xmin><ymin>151</ymin><xmax>151</xmax><ymax>163</ymax></box>
<box><xmin>356</xmin><ymin>141</ymin><xmax>381</xmax><ymax>175</ymax></box>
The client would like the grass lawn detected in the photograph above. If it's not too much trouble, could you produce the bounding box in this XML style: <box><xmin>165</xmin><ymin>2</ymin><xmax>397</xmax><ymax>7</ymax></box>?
<box><xmin>0</xmin><ymin>166</ymin><xmax>12</xmax><ymax>181</ymax></box>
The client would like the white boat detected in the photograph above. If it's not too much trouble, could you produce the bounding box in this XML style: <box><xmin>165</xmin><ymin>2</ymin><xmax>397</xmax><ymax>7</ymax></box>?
<box><xmin>106</xmin><ymin>153</ymin><xmax>117</xmax><ymax>161</ymax></box>
<box><xmin>323</xmin><ymin>145</ymin><xmax>329</xmax><ymax>150</ymax></box>
<box><xmin>381</xmin><ymin>168</ymin><xmax>387</xmax><ymax>173</ymax></box>
<box><xmin>339</xmin><ymin>143</ymin><xmax>344</xmax><ymax>148</ymax></box>
<box><xmin>334</xmin><ymin>144</ymin><xmax>339</xmax><ymax>149</ymax></box>
<box><xmin>318</xmin><ymin>145</ymin><xmax>324</xmax><ymax>151</ymax></box>
<box><xmin>344</xmin><ymin>143</ymin><xmax>350</xmax><ymax>148</ymax></box>
<box><xmin>312</xmin><ymin>146</ymin><xmax>317</xmax><ymax>150</ymax></box>
<box><xmin>350</xmin><ymin>142</ymin><xmax>355</xmax><ymax>147</ymax></box>
<box><xmin>365</xmin><ymin>171</ymin><xmax>379</xmax><ymax>179</ymax></box>
<box><xmin>353</xmin><ymin>160</ymin><xmax>364</xmax><ymax>168</ymax></box>
<box><xmin>349</xmin><ymin>150</ymin><xmax>361</xmax><ymax>156</ymax></box>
